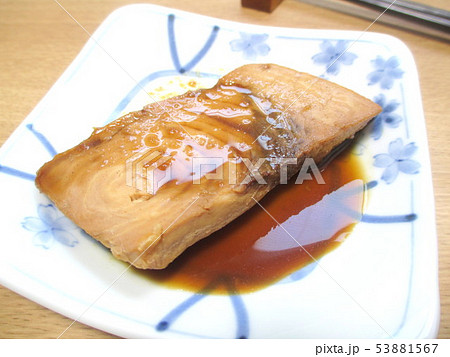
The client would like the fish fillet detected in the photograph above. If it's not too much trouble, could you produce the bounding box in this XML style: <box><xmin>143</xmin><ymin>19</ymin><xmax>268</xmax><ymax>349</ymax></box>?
<box><xmin>36</xmin><ymin>64</ymin><xmax>381</xmax><ymax>269</ymax></box>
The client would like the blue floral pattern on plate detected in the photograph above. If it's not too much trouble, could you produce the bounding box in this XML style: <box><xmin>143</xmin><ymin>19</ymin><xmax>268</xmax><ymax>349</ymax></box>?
<box><xmin>0</xmin><ymin>5</ymin><xmax>437</xmax><ymax>338</ymax></box>
<box><xmin>312</xmin><ymin>40</ymin><xmax>357</xmax><ymax>75</ymax></box>
<box><xmin>373</xmin><ymin>138</ymin><xmax>421</xmax><ymax>184</ymax></box>
<box><xmin>368</xmin><ymin>56</ymin><xmax>404</xmax><ymax>89</ymax></box>
<box><xmin>230</xmin><ymin>32</ymin><xmax>270</xmax><ymax>60</ymax></box>
<box><xmin>22</xmin><ymin>204</ymin><xmax>79</xmax><ymax>249</ymax></box>
<box><xmin>371</xmin><ymin>94</ymin><xmax>402</xmax><ymax>140</ymax></box>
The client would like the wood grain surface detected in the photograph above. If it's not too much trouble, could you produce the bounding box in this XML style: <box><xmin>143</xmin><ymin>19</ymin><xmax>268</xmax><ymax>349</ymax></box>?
<box><xmin>0</xmin><ymin>0</ymin><xmax>449</xmax><ymax>339</ymax></box>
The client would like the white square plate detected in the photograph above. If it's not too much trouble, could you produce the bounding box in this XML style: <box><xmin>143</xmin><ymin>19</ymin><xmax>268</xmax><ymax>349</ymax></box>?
<box><xmin>0</xmin><ymin>4</ymin><xmax>439</xmax><ymax>338</ymax></box>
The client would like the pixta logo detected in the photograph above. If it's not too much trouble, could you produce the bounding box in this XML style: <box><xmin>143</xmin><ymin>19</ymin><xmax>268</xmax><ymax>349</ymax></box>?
<box><xmin>126</xmin><ymin>150</ymin><xmax>173</xmax><ymax>195</ymax></box>
<box><xmin>126</xmin><ymin>149</ymin><xmax>324</xmax><ymax>194</ymax></box>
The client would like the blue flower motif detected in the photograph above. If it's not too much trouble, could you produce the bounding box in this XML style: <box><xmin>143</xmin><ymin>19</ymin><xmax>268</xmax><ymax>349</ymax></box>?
<box><xmin>368</xmin><ymin>56</ymin><xmax>404</xmax><ymax>90</ymax></box>
<box><xmin>370</xmin><ymin>94</ymin><xmax>402</xmax><ymax>140</ymax></box>
<box><xmin>312</xmin><ymin>40</ymin><xmax>357</xmax><ymax>75</ymax></box>
<box><xmin>22</xmin><ymin>204</ymin><xmax>79</xmax><ymax>249</ymax></box>
<box><xmin>230</xmin><ymin>32</ymin><xmax>270</xmax><ymax>60</ymax></box>
<box><xmin>373</xmin><ymin>138</ymin><xmax>420</xmax><ymax>184</ymax></box>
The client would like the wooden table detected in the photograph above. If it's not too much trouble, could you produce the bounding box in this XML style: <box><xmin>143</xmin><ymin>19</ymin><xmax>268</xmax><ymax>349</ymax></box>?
<box><xmin>0</xmin><ymin>0</ymin><xmax>449</xmax><ymax>338</ymax></box>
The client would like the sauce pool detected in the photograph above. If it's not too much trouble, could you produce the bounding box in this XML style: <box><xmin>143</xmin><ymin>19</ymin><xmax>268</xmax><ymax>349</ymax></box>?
<box><xmin>140</xmin><ymin>146</ymin><xmax>366</xmax><ymax>294</ymax></box>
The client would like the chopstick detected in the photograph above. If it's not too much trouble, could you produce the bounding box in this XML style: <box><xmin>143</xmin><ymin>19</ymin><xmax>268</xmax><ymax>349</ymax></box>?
<box><xmin>348</xmin><ymin>0</ymin><xmax>450</xmax><ymax>28</ymax></box>
<box><xmin>297</xmin><ymin>0</ymin><xmax>450</xmax><ymax>41</ymax></box>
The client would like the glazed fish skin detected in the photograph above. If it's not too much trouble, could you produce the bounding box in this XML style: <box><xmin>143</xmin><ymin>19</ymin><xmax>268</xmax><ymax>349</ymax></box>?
<box><xmin>36</xmin><ymin>64</ymin><xmax>381</xmax><ymax>269</ymax></box>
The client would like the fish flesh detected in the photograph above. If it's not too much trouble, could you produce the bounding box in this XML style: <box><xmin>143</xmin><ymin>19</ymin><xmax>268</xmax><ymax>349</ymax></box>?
<box><xmin>36</xmin><ymin>64</ymin><xmax>381</xmax><ymax>269</ymax></box>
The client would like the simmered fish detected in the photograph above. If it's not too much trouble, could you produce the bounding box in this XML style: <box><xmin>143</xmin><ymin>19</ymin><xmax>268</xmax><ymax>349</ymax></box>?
<box><xmin>36</xmin><ymin>64</ymin><xmax>381</xmax><ymax>269</ymax></box>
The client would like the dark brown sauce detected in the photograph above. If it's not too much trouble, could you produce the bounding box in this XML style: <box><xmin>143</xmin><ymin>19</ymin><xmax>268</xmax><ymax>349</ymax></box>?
<box><xmin>141</xmin><ymin>146</ymin><xmax>366</xmax><ymax>294</ymax></box>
